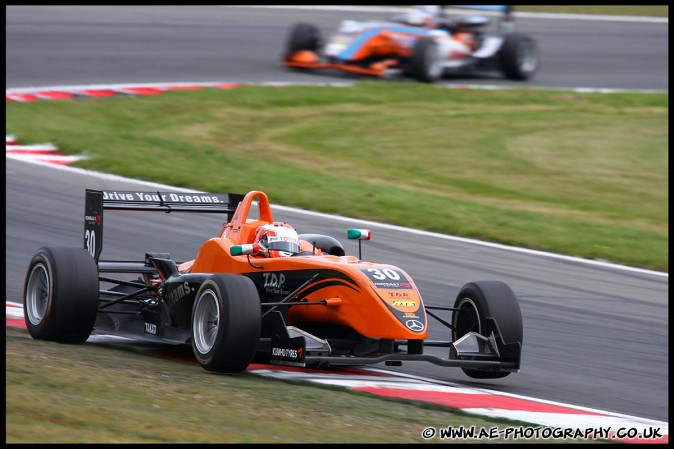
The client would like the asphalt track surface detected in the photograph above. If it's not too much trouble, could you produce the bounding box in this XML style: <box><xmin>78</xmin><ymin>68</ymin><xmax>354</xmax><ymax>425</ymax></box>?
<box><xmin>5</xmin><ymin>6</ymin><xmax>669</xmax><ymax>423</ymax></box>
<box><xmin>6</xmin><ymin>5</ymin><xmax>668</xmax><ymax>91</ymax></box>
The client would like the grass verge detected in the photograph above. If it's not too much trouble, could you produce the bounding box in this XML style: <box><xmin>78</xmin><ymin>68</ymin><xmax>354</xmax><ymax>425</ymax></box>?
<box><xmin>6</xmin><ymin>83</ymin><xmax>667</xmax><ymax>271</ymax></box>
<box><xmin>6</xmin><ymin>327</ymin><xmax>602</xmax><ymax>443</ymax></box>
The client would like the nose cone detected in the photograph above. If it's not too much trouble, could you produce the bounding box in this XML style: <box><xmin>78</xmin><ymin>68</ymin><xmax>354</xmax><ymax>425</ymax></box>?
<box><xmin>290</xmin><ymin>50</ymin><xmax>319</xmax><ymax>64</ymax></box>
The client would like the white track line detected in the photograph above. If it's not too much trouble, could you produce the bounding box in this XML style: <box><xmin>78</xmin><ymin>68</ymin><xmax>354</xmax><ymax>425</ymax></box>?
<box><xmin>225</xmin><ymin>5</ymin><xmax>668</xmax><ymax>24</ymax></box>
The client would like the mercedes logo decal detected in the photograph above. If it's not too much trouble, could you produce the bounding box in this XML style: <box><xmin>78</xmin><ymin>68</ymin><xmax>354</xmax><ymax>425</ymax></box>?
<box><xmin>405</xmin><ymin>319</ymin><xmax>425</xmax><ymax>332</ymax></box>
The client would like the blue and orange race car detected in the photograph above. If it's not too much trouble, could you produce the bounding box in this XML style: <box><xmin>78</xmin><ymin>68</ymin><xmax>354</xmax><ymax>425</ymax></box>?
<box><xmin>283</xmin><ymin>5</ymin><xmax>538</xmax><ymax>83</ymax></box>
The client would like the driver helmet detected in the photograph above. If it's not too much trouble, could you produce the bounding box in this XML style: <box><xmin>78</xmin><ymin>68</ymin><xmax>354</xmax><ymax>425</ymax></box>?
<box><xmin>404</xmin><ymin>5</ymin><xmax>438</xmax><ymax>27</ymax></box>
<box><xmin>254</xmin><ymin>222</ymin><xmax>301</xmax><ymax>257</ymax></box>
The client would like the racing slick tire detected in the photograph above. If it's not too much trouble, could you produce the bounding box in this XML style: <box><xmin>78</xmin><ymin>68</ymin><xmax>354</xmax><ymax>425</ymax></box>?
<box><xmin>452</xmin><ymin>281</ymin><xmax>523</xmax><ymax>379</ymax></box>
<box><xmin>285</xmin><ymin>22</ymin><xmax>321</xmax><ymax>59</ymax></box>
<box><xmin>408</xmin><ymin>37</ymin><xmax>443</xmax><ymax>83</ymax></box>
<box><xmin>498</xmin><ymin>33</ymin><xmax>538</xmax><ymax>81</ymax></box>
<box><xmin>23</xmin><ymin>246</ymin><xmax>100</xmax><ymax>344</ymax></box>
<box><xmin>191</xmin><ymin>274</ymin><xmax>261</xmax><ymax>373</ymax></box>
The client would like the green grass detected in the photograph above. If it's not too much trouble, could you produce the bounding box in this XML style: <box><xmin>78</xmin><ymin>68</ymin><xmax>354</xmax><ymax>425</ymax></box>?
<box><xmin>5</xmin><ymin>327</ymin><xmax>602</xmax><ymax>443</ymax></box>
<box><xmin>6</xmin><ymin>83</ymin><xmax>668</xmax><ymax>271</ymax></box>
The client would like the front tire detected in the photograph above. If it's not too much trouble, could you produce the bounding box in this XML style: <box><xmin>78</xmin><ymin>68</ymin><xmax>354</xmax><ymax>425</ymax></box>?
<box><xmin>285</xmin><ymin>22</ymin><xmax>321</xmax><ymax>59</ymax></box>
<box><xmin>452</xmin><ymin>281</ymin><xmax>523</xmax><ymax>379</ymax></box>
<box><xmin>498</xmin><ymin>33</ymin><xmax>538</xmax><ymax>80</ymax></box>
<box><xmin>191</xmin><ymin>274</ymin><xmax>261</xmax><ymax>373</ymax></box>
<box><xmin>23</xmin><ymin>247</ymin><xmax>99</xmax><ymax>344</ymax></box>
<box><xmin>408</xmin><ymin>37</ymin><xmax>443</xmax><ymax>82</ymax></box>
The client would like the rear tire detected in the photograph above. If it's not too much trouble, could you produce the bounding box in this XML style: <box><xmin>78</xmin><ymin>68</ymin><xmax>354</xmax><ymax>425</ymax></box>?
<box><xmin>191</xmin><ymin>274</ymin><xmax>261</xmax><ymax>373</ymax></box>
<box><xmin>23</xmin><ymin>247</ymin><xmax>99</xmax><ymax>344</ymax></box>
<box><xmin>498</xmin><ymin>33</ymin><xmax>538</xmax><ymax>80</ymax></box>
<box><xmin>452</xmin><ymin>281</ymin><xmax>522</xmax><ymax>379</ymax></box>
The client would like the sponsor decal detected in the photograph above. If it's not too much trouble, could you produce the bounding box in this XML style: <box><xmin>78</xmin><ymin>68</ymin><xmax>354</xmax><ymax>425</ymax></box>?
<box><xmin>84</xmin><ymin>214</ymin><xmax>102</xmax><ymax>225</ymax></box>
<box><xmin>405</xmin><ymin>320</ymin><xmax>425</xmax><ymax>332</ymax></box>
<box><xmin>164</xmin><ymin>193</ymin><xmax>223</xmax><ymax>203</ymax></box>
<box><xmin>268</xmin><ymin>234</ymin><xmax>300</xmax><ymax>245</ymax></box>
<box><xmin>271</xmin><ymin>347</ymin><xmax>303</xmax><ymax>359</ymax></box>
<box><xmin>392</xmin><ymin>300</ymin><xmax>416</xmax><ymax>307</ymax></box>
<box><xmin>388</xmin><ymin>291</ymin><xmax>411</xmax><ymax>298</ymax></box>
<box><xmin>144</xmin><ymin>322</ymin><xmax>157</xmax><ymax>335</ymax></box>
<box><xmin>249</xmin><ymin>270</ymin><xmax>360</xmax><ymax>302</ymax></box>
<box><xmin>102</xmin><ymin>191</ymin><xmax>224</xmax><ymax>204</ymax></box>
<box><xmin>166</xmin><ymin>282</ymin><xmax>193</xmax><ymax>306</ymax></box>
<box><xmin>372</xmin><ymin>285</ymin><xmax>425</xmax><ymax>331</ymax></box>
<box><xmin>102</xmin><ymin>191</ymin><xmax>135</xmax><ymax>201</ymax></box>
<box><xmin>361</xmin><ymin>268</ymin><xmax>413</xmax><ymax>290</ymax></box>
<box><xmin>270</xmin><ymin>335</ymin><xmax>306</xmax><ymax>367</ymax></box>
<box><xmin>262</xmin><ymin>272</ymin><xmax>289</xmax><ymax>295</ymax></box>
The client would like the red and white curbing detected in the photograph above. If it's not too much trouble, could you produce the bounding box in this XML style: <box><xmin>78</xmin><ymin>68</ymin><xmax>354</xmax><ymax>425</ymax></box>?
<box><xmin>6</xmin><ymin>82</ymin><xmax>351</xmax><ymax>167</ymax></box>
<box><xmin>6</xmin><ymin>135</ymin><xmax>88</xmax><ymax>166</ymax></box>
<box><xmin>5</xmin><ymin>81</ymin><xmax>660</xmax><ymax>104</ymax></box>
<box><xmin>249</xmin><ymin>367</ymin><xmax>668</xmax><ymax>444</ymax></box>
<box><xmin>5</xmin><ymin>83</ymin><xmax>238</xmax><ymax>102</ymax></box>
<box><xmin>6</xmin><ymin>301</ymin><xmax>667</xmax><ymax>443</ymax></box>
<box><xmin>6</xmin><ymin>301</ymin><xmax>26</xmax><ymax>330</ymax></box>
<box><xmin>5</xmin><ymin>81</ymin><xmax>351</xmax><ymax>103</ymax></box>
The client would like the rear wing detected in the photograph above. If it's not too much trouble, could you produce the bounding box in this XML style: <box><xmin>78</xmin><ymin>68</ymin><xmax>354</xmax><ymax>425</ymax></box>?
<box><xmin>84</xmin><ymin>189</ymin><xmax>244</xmax><ymax>263</ymax></box>
<box><xmin>443</xmin><ymin>5</ymin><xmax>514</xmax><ymax>31</ymax></box>
<box><xmin>451</xmin><ymin>5</ymin><xmax>509</xmax><ymax>12</ymax></box>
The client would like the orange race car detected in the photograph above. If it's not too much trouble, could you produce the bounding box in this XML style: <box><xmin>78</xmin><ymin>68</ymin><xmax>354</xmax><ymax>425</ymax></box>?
<box><xmin>23</xmin><ymin>189</ymin><xmax>523</xmax><ymax>379</ymax></box>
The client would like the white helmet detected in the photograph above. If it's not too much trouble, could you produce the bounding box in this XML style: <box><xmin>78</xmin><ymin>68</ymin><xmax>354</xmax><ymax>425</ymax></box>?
<box><xmin>404</xmin><ymin>5</ymin><xmax>438</xmax><ymax>27</ymax></box>
<box><xmin>254</xmin><ymin>222</ymin><xmax>300</xmax><ymax>257</ymax></box>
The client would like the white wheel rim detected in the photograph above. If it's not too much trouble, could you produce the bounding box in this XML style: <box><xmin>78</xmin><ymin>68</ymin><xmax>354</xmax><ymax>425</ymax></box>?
<box><xmin>193</xmin><ymin>290</ymin><xmax>220</xmax><ymax>354</ymax></box>
<box><xmin>518</xmin><ymin>40</ymin><xmax>537</xmax><ymax>73</ymax></box>
<box><xmin>25</xmin><ymin>263</ymin><xmax>50</xmax><ymax>325</ymax></box>
<box><xmin>426</xmin><ymin>44</ymin><xmax>442</xmax><ymax>78</ymax></box>
<box><xmin>453</xmin><ymin>297</ymin><xmax>481</xmax><ymax>339</ymax></box>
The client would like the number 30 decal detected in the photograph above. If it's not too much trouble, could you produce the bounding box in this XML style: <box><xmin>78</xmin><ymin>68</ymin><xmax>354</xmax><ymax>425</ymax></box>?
<box><xmin>361</xmin><ymin>267</ymin><xmax>412</xmax><ymax>290</ymax></box>
<box><xmin>85</xmin><ymin>229</ymin><xmax>96</xmax><ymax>257</ymax></box>
<box><xmin>367</xmin><ymin>268</ymin><xmax>401</xmax><ymax>281</ymax></box>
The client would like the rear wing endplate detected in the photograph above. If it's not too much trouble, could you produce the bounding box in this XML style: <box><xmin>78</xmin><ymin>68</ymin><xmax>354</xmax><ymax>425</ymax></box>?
<box><xmin>84</xmin><ymin>189</ymin><xmax>244</xmax><ymax>263</ymax></box>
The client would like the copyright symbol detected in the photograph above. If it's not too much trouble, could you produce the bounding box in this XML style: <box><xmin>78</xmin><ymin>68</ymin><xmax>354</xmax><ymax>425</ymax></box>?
<box><xmin>422</xmin><ymin>427</ymin><xmax>436</xmax><ymax>439</ymax></box>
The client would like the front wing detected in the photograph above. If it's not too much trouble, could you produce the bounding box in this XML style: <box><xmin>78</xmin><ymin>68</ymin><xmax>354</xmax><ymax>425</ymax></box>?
<box><xmin>268</xmin><ymin>311</ymin><xmax>521</xmax><ymax>372</ymax></box>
